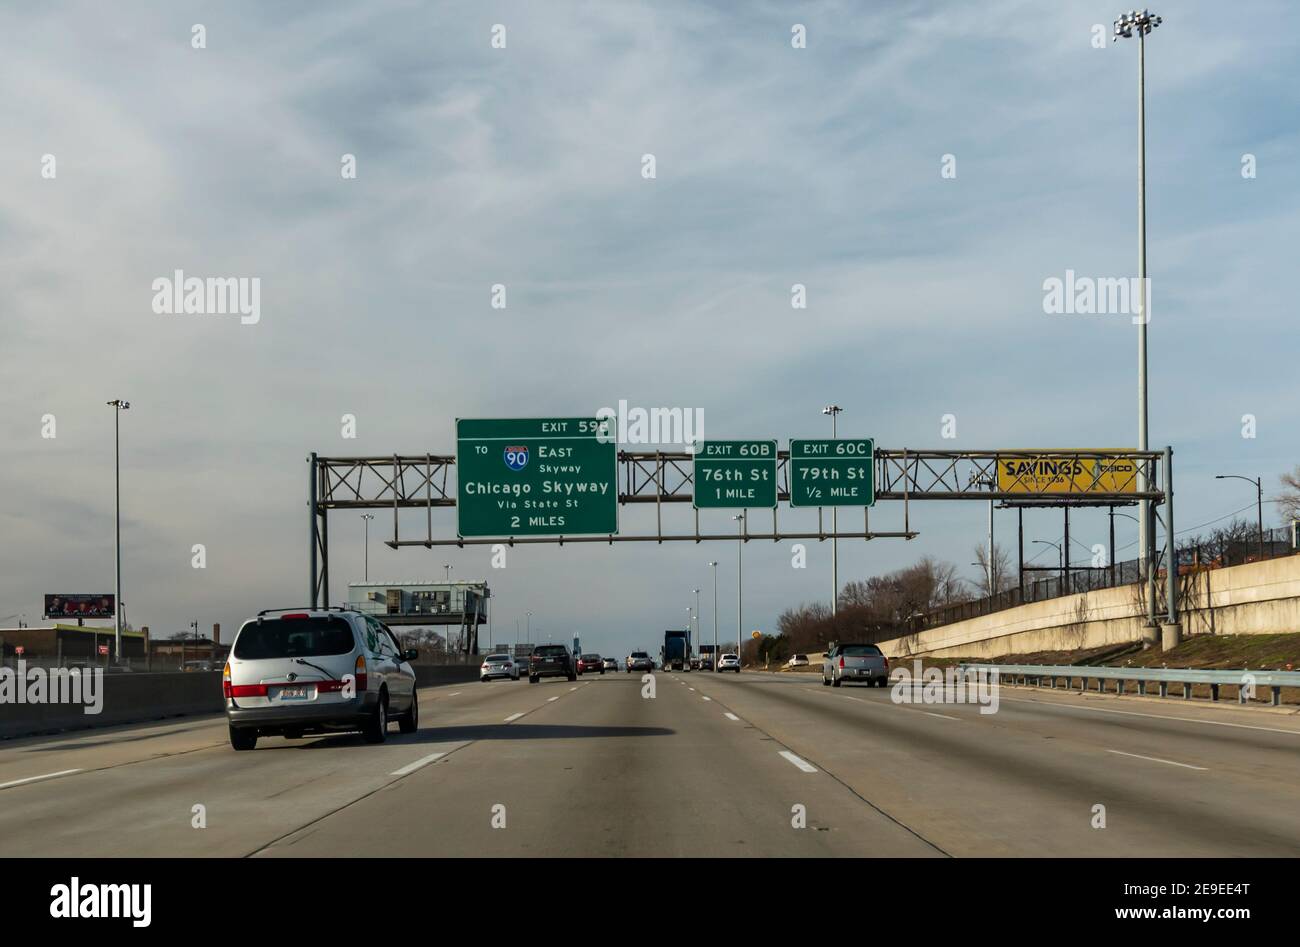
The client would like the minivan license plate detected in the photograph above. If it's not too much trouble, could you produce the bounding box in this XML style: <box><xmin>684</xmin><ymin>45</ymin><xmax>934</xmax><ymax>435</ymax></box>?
<box><xmin>278</xmin><ymin>686</ymin><xmax>309</xmax><ymax>700</ymax></box>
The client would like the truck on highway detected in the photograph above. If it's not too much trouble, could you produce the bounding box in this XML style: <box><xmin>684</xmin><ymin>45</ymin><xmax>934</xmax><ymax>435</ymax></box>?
<box><xmin>661</xmin><ymin>629</ymin><xmax>690</xmax><ymax>672</ymax></box>
<box><xmin>699</xmin><ymin>643</ymin><xmax>716</xmax><ymax>670</ymax></box>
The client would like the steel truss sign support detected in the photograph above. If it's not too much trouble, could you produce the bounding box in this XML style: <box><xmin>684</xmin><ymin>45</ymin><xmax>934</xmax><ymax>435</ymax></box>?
<box><xmin>308</xmin><ymin>448</ymin><xmax>1169</xmax><ymax>615</ymax></box>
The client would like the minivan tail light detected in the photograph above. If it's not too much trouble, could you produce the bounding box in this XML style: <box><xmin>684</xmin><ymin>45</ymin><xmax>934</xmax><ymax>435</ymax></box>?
<box><xmin>354</xmin><ymin>655</ymin><xmax>368</xmax><ymax>692</ymax></box>
<box><xmin>222</xmin><ymin>662</ymin><xmax>232</xmax><ymax>698</ymax></box>
<box><xmin>839</xmin><ymin>656</ymin><xmax>845</xmax><ymax>668</ymax></box>
<box><xmin>281</xmin><ymin>613</ymin><xmax>309</xmax><ymax>619</ymax></box>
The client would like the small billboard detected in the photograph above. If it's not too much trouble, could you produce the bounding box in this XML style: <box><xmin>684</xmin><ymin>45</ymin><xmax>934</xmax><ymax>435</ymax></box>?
<box><xmin>44</xmin><ymin>594</ymin><xmax>116</xmax><ymax>619</ymax></box>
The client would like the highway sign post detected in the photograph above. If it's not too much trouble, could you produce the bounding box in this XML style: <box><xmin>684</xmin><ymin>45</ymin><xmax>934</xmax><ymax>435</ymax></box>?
<box><xmin>456</xmin><ymin>418</ymin><xmax>617</xmax><ymax>538</ymax></box>
<box><xmin>692</xmin><ymin>440</ymin><xmax>777</xmax><ymax>509</ymax></box>
<box><xmin>788</xmin><ymin>438</ymin><xmax>875</xmax><ymax>507</ymax></box>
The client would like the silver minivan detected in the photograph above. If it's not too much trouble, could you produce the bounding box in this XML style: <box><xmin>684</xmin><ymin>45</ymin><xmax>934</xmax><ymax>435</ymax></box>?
<box><xmin>224</xmin><ymin>608</ymin><xmax>419</xmax><ymax>750</ymax></box>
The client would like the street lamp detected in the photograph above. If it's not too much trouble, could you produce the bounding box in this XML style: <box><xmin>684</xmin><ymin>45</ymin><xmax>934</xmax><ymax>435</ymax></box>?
<box><xmin>693</xmin><ymin>588</ymin><xmax>701</xmax><ymax>648</ymax></box>
<box><xmin>526</xmin><ymin>610</ymin><xmax>532</xmax><ymax>643</ymax></box>
<box><xmin>822</xmin><ymin>405</ymin><xmax>843</xmax><ymax>614</ymax></box>
<box><xmin>444</xmin><ymin>563</ymin><xmax>452</xmax><ymax>583</ymax></box>
<box><xmin>106</xmin><ymin>399</ymin><xmax>130</xmax><ymax>662</ymax></box>
<box><xmin>360</xmin><ymin>513</ymin><xmax>374</xmax><ymax>581</ymax></box>
<box><xmin>708</xmin><ymin>562</ymin><xmax>719</xmax><ymax>670</ymax></box>
<box><xmin>732</xmin><ymin>513</ymin><xmax>745</xmax><ymax>661</ymax></box>
<box><xmin>1215</xmin><ymin>475</ymin><xmax>1265</xmax><ymax>558</ymax></box>
<box><xmin>1113</xmin><ymin>8</ymin><xmax>1162</xmax><ymax>585</ymax></box>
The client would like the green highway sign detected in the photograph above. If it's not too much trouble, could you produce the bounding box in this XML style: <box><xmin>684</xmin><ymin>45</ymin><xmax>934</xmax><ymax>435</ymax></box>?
<box><xmin>456</xmin><ymin>418</ymin><xmax>618</xmax><ymax>537</ymax></box>
<box><xmin>788</xmin><ymin>438</ymin><xmax>875</xmax><ymax>507</ymax></box>
<box><xmin>693</xmin><ymin>440</ymin><xmax>778</xmax><ymax>509</ymax></box>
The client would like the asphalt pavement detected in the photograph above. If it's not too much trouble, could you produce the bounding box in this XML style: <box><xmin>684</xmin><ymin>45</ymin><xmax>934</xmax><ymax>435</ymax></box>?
<box><xmin>1</xmin><ymin>668</ymin><xmax>1296</xmax><ymax>857</ymax></box>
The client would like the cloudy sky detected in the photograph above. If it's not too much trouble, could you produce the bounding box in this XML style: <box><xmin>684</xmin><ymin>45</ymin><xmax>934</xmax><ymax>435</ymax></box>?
<box><xmin>2</xmin><ymin>1</ymin><xmax>1297</xmax><ymax>653</ymax></box>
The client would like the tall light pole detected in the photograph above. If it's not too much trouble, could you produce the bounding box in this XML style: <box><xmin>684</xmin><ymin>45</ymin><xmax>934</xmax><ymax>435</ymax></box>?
<box><xmin>1215</xmin><ymin>475</ymin><xmax>1265</xmax><ymax>558</ymax></box>
<box><xmin>106</xmin><ymin>399</ymin><xmax>130</xmax><ymax>662</ymax></box>
<box><xmin>693</xmin><ymin>588</ymin><xmax>701</xmax><ymax>644</ymax></box>
<box><xmin>708</xmin><ymin>562</ymin><xmax>718</xmax><ymax>670</ymax></box>
<box><xmin>360</xmin><ymin>513</ymin><xmax>374</xmax><ymax>581</ymax></box>
<box><xmin>443</xmin><ymin>563</ymin><xmax>452</xmax><ymax>583</ymax></box>
<box><xmin>526</xmin><ymin>610</ymin><xmax>532</xmax><ymax>642</ymax></box>
<box><xmin>1114</xmin><ymin>9</ymin><xmax>1162</xmax><ymax>590</ymax></box>
<box><xmin>732</xmin><ymin>513</ymin><xmax>745</xmax><ymax>661</ymax></box>
<box><xmin>822</xmin><ymin>405</ymin><xmax>843</xmax><ymax>614</ymax></box>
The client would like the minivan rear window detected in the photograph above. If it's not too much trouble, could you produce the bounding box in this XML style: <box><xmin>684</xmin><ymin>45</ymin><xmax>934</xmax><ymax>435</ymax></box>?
<box><xmin>234</xmin><ymin>617</ymin><xmax>356</xmax><ymax>659</ymax></box>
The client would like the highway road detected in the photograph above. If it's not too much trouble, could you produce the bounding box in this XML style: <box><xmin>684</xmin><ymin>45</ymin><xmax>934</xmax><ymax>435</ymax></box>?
<box><xmin>1</xmin><ymin>670</ymin><xmax>1298</xmax><ymax>857</ymax></box>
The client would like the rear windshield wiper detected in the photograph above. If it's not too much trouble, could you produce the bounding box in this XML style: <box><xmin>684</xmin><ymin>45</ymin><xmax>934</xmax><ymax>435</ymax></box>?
<box><xmin>293</xmin><ymin>657</ymin><xmax>337</xmax><ymax>680</ymax></box>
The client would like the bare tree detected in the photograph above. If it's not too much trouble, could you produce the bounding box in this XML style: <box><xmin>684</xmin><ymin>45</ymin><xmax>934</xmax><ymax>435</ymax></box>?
<box><xmin>972</xmin><ymin>541</ymin><xmax>1013</xmax><ymax>598</ymax></box>
<box><xmin>1279</xmin><ymin>466</ymin><xmax>1300</xmax><ymax>525</ymax></box>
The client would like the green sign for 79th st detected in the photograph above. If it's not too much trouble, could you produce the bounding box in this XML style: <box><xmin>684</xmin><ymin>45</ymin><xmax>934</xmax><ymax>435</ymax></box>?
<box><xmin>788</xmin><ymin>438</ymin><xmax>875</xmax><ymax>507</ymax></box>
<box><xmin>693</xmin><ymin>440</ymin><xmax>778</xmax><ymax>509</ymax></box>
<box><xmin>456</xmin><ymin>418</ymin><xmax>618</xmax><ymax>537</ymax></box>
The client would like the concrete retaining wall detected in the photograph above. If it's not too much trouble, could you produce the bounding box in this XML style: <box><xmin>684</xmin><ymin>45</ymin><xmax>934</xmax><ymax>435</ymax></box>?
<box><xmin>877</xmin><ymin>554</ymin><xmax>1300</xmax><ymax>659</ymax></box>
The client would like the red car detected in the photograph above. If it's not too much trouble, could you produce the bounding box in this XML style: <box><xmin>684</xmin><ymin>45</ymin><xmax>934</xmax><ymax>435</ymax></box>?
<box><xmin>576</xmin><ymin>653</ymin><xmax>605</xmax><ymax>675</ymax></box>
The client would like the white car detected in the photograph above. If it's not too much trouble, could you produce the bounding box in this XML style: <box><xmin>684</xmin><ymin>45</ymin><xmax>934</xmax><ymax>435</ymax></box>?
<box><xmin>717</xmin><ymin>653</ymin><xmax>741</xmax><ymax>673</ymax></box>
<box><xmin>224</xmin><ymin>608</ymin><xmax>419</xmax><ymax>750</ymax></box>
<box><xmin>786</xmin><ymin>654</ymin><xmax>809</xmax><ymax>668</ymax></box>
<box><xmin>480</xmin><ymin>653</ymin><xmax>520</xmax><ymax>681</ymax></box>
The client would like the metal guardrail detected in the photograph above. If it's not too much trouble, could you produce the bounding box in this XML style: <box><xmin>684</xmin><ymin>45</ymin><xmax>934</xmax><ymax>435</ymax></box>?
<box><xmin>957</xmin><ymin>662</ymin><xmax>1300</xmax><ymax>707</ymax></box>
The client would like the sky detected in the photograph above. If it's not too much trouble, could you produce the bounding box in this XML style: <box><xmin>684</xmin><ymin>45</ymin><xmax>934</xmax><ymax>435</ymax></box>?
<box><xmin>2</xmin><ymin>1</ymin><xmax>1298</xmax><ymax>656</ymax></box>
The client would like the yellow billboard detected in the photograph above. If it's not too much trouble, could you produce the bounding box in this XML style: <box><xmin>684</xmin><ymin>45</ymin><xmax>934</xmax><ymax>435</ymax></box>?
<box><xmin>996</xmin><ymin>455</ymin><xmax>1140</xmax><ymax>494</ymax></box>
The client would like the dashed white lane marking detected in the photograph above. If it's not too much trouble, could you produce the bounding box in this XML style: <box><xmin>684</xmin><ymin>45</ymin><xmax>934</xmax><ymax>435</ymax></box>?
<box><xmin>570</xmin><ymin>687</ymin><xmax>578</xmax><ymax>692</ymax></box>
<box><xmin>547</xmin><ymin>696</ymin><xmax>559</xmax><ymax>702</ymax></box>
<box><xmin>701</xmin><ymin>696</ymin><xmax>712</xmax><ymax>701</ymax></box>
<box><xmin>445</xmin><ymin>692</ymin><xmax>462</xmax><ymax>697</ymax></box>
<box><xmin>1106</xmin><ymin>749</ymin><xmax>1207</xmax><ymax>771</ymax></box>
<box><xmin>778</xmin><ymin>751</ymin><xmax>818</xmax><ymax>773</ymax></box>
<box><xmin>504</xmin><ymin>712</ymin><xmax>525</xmax><ymax>722</ymax></box>
<box><xmin>724</xmin><ymin>712</ymin><xmax>740</xmax><ymax>721</ymax></box>
<box><xmin>1000</xmin><ymin>695</ymin><xmax>1300</xmax><ymax>736</ymax></box>
<box><xmin>923</xmin><ymin>711</ymin><xmax>959</xmax><ymax>721</ymax></box>
<box><xmin>390</xmin><ymin>752</ymin><xmax>446</xmax><ymax>777</ymax></box>
<box><xmin>689</xmin><ymin>687</ymin><xmax>696</xmax><ymax>692</ymax></box>
<box><xmin>0</xmin><ymin>769</ymin><xmax>83</xmax><ymax>791</ymax></box>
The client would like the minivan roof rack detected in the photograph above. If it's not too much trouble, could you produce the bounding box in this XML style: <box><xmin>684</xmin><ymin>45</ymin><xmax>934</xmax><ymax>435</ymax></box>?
<box><xmin>256</xmin><ymin>606</ymin><xmax>349</xmax><ymax>617</ymax></box>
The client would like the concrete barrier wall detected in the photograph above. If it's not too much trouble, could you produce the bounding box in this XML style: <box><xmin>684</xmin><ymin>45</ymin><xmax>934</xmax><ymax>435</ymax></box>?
<box><xmin>0</xmin><ymin>664</ymin><xmax>483</xmax><ymax>740</ymax></box>
<box><xmin>0</xmin><ymin>671</ymin><xmax>224</xmax><ymax>740</ymax></box>
<box><xmin>877</xmin><ymin>554</ymin><xmax>1300</xmax><ymax>660</ymax></box>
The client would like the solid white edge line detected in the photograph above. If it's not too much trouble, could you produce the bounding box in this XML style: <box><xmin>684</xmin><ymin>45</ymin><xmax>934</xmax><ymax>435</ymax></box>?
<box><xmin>504</xmin><ymin>712</ymin><xmax>525</xmax><ymax>722</ymax></box>
<box><xmin>0</xmin><ymin>769</ymin><xmax>83</xmax><ymax>790</ymax></box>
<box><xmin>922</xmin><ymin>711</ymin><xmax>960</xmax><ymax>721</ymax></box>
<box><xmin>1106</xmin><ymin>748</ymin><xmax>1208</xmax><ymax>771</ymax></box>
<box><xmin>390</xmin><ymin>752</ymin><xmax>446</xmax><ymax>777</ymax></box>
<box><xmin>778</xmin><ymin>750</ymin><xmax>818</xmax><ymax>773</ymax></box>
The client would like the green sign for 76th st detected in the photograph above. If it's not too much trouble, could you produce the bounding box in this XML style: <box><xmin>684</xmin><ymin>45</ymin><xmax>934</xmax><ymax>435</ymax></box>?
<box><xmin>787</xmin><ymin>438</ymin><xmax>875</xmax><ymax>507</ymax></box>
<box><xmin>693</xmin><ymin>440</ymin><xmax>778</xmax><ymax>509</ymax></box>
<box><xmin>456</xmin><ymin>418</ymin><xmax>618</xmax><ymax>537</ymax></box>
